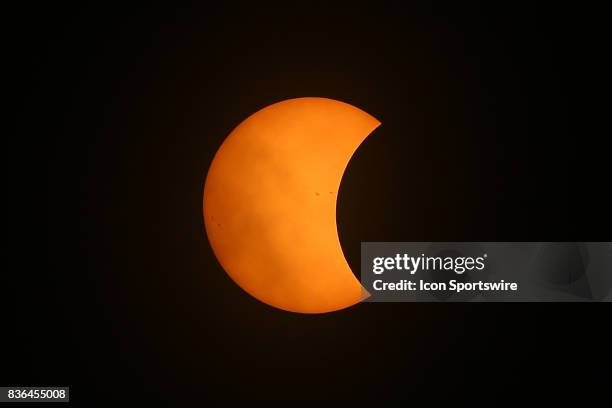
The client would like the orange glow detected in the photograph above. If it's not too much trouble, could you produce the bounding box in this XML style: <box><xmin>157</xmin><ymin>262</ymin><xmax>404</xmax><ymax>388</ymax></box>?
<box><xmin>203</xmin><ymin>98</ymin><xmax>380</xmax><ymax>313</ymax></box>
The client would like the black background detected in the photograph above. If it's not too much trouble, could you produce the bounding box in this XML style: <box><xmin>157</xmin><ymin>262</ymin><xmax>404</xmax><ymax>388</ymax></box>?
<box><xmin>9</xmin><ymin>2</ymin><xmax>611</xmax><ymax>406</ymax></box>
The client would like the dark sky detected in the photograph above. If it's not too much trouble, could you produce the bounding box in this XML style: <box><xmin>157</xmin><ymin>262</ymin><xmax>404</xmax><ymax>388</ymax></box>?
<box><xmin>9</xmin><ymin>2</ymin><xmax>611</xmax><ymax>405</ymax></box>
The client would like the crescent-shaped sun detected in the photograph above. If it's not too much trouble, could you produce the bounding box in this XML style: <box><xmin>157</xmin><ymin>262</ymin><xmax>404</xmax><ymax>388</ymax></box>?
<box><xmin>203</xmin><ymin>97</ymin><xmax>380</xmax><ymax>313</ymax></box>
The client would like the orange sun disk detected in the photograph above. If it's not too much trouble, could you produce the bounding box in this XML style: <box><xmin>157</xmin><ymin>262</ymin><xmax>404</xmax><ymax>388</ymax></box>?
<box><xmin>203</xmin><ymin>97</ymin><xmax>380</xmax><ymax>313</ymax></box>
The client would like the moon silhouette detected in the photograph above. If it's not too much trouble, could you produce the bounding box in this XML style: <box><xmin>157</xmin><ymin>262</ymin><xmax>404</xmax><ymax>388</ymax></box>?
<box><xmin>203</xmin><ymin>97</ymin><xmax>380</xmax><ymax>313</ymax></box>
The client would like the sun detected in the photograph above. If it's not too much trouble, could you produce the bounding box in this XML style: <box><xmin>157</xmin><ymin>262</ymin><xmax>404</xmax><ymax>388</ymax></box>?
<box><xmin>203</xmin><ymin>98</ymin><xmax>380</xmax><ymax>313</ymax></box>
